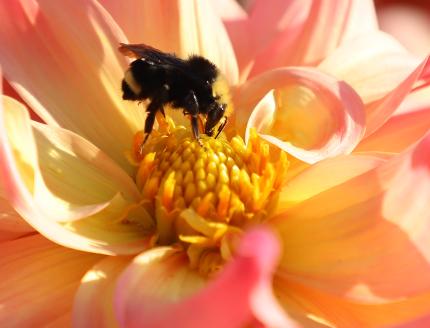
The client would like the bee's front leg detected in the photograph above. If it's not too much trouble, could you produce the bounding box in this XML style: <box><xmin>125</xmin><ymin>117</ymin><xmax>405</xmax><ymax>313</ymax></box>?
<box><xmin>184</xmin><ymin>90</ymin><xmax>203</xmax><ymax>146</ymax></box>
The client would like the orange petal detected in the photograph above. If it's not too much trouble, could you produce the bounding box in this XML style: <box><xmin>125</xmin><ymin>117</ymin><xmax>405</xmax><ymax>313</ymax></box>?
<box><xmin>250</xmin><ymin>0</ymin><xmax>378</xmax><ymax>77</ymax></box>
<box><xmin>0</xmin><ymin>97</ymin><xmax>152</xmax><ymax>255</ymax></box>
<box><xmin>0</xmin><ymin>234</ymin><xmax>103</xmax><ymax>327</ymax></box>
<box><xmin>319</xmin><ymin>31</ymin><xmax>420</xmax><ymax>104</ymax></box>
<box><xmin>114</xmin><ymin>228</ymin><xmax>298</xmax><ymax>327</ymax></box>
<box><xmin>73</xmin><ymin>256</ymin><xmax>131</xmax><ymax>328</ymax></box>
<box><xmin>101</xmin><ymin>0</ymin><xmax>238</xmax><ymax>85</ymax></box>
<box><xmin>269</xmin><ymin>132</ymin><xmax>430</xmax><ymax>325</ymax></box>
<box><xmin>0</xmin><ymin>0</ymin><xmax>145</xmax><ymax>172</ymax></box>
<box><xmin>241</xmin><ymin>68</ymin><xmax>365</xmax><ymax>163</ymax></box>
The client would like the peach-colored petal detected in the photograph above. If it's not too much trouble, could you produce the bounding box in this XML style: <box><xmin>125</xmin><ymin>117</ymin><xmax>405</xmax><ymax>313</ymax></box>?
<box><xmin>0</xmin><ymin>0</ymin><xmax>146</xmax><ymax>172</ymax></box>
<box><xmin>364</xmin><ymin>56</ymin><xmax>430</xmax><ymax>137</ymax></box>
<box><xmin>100</xmin><ymin>0</ymin><xmax>238</xmax><ymax>85</ymax></box>
<box><xmin>0</xmin><ymin>234</ymin><xmax>103</xmax><ymax>327</ymax></box>
<box><xmin>269</xmin><ymin>132</ymin><xmax>430</xmax><ymax>325</ymax></box>
<box><xmin>0</xmin><ymin>97</ymin><xmax>152</xmax><ymax>255</ymax></box>
<box><xmin>250</xmin><ymin>0</ymin><xmax>378</xmax><ymax>77</ymax></box>
<box><xmin>73</xmin><ymin>256</ymin><xmax>131</xmax><ymax>328</ymax></box>
<box><xmin>318</xmin><ymin>31</ymin><xmax>420</xmax><ymax>104</ymax></box>
<box><xmin>278</xmin><ymin>154</ymin><xmax>385</xmax><ymax>209</ymax></box>
<box><xmin>277</xmin><ymin>281</ymin><xmax>430</xmax><ymax>328</ymax></box>
<box><xmin>0</xmin><ymin>195</ymin><xmax>34</xmax><ymax>242</ymax></box>
<box><xmin>241</xmin><ymin>68</ymin><xmax>365</xmax><ymax>163</ymax></box>
<box><xmin>114</xmin><ymin>228</ymin><xmax>297</xmax><ymax>328</ymax></box>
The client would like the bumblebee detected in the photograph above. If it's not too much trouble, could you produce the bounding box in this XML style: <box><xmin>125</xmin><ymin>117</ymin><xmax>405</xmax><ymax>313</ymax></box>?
<box><xmin>119</xmin><ymin>43</ymin><xmax>231</xmax><ymax>145</ymax></box>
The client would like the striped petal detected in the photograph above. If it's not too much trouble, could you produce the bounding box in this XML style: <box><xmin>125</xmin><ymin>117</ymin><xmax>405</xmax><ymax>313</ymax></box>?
<box><xmin>0</xmin><ymin>97</ymin><xmax>152</xmax><ymax>255</ymax></box>
<box><xmin>114</xmin><ymin>228</ymin><xmax>297</xmax><ymax>328</ymax></box>
<box><xmin>269</xmin><ymin>131</ymin><xmax>430</xmax><ymax>326</ymax></box>
<box><xmin>0</xmin><ymin>234</ymin><xmax>103</xmax><ymax>327</ymax></box>
<box><xmin>240</xmin><ymin>67</ymin><xmax>365</xmax><ymax>163</ymax></box>
<box><xmin>0</xmin><ymin>0</ymin><xmax>145</xmax><ymax>172</ymax></box>
<box><xmin>100</xmin><ymin>0</ymin><xmax>238</xmax><ymax>85</ymax></box>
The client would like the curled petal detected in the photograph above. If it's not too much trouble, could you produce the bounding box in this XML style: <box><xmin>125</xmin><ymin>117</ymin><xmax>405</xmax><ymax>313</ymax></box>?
<box><xmin>0</xmin><ymin>234</ymin><xmax>103</xmax><ymax>327</ymax></box>
<box><xmin>101</xmin><ymin>0</ymin><xmax>238</xmax><ymax>85</ymax></box>
<box><xmin>0</xmin><ymin>97</ymin><xmax>152</xmax><ymax>255</ymax></box>
<box><xmin>115</xmin><ymin>228</ymin><xmax>297</xmax><ymax>328</ymax></box>
<box><xmin>269</xmin><ymin>132</ymin><xmax>430</xmax><ymax>326</ymax></box>
<box><xmin>0</xmin><ymin>0</ymin><xmax>145</xmax><ymax>172</ymax></box>
<box><xmin>241</xmin><ymin>68</ymin><xmax>365</xmax><ymax>163</ymax></box>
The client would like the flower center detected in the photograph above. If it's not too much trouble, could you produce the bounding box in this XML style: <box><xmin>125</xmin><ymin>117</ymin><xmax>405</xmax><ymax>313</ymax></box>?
<box><xmin>131</xmin><ymin>118</ymin><xmax>288</xmax><ymax>276</ymax></box>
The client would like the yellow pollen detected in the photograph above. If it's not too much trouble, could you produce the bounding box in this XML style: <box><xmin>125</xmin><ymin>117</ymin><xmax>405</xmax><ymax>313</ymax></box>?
<box><xmin>131</xmin><ymin>119</ymin><xmax>288</xmax><ymax>276</ymax></box>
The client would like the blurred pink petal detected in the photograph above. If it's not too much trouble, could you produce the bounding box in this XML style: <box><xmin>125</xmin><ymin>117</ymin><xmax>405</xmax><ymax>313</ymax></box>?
<box><xmin>101</xmin><ymin>0</ymin><xmax>238</xmax><ymax>85</ymax></box>
<box><xmin>240</xmin><ymin>67</ymin><xmax>365</xmax><ymax>163</ymax></box>
<box><xmin>0</xmin><ymin>0</ymin><xmax>145</xmax><ymax>172</ymax></box>
<box><xmin>0</xmin><ymin>234</ymin><xmax>103</xmax><ymax>327</ymax></box>
<box><xmin>115</xmin><ymin>228</ymin><xmax>297</xmax><ymax>328</ymax></box>
<box><xmin>0</xmin><ymin>96</ymin><xmax>152</xmax><ymax>255</ymax></box>
<box><xmin>249</xmin><ymin>0</ymin><xmax>378</xmax><ymax>77</ymax></box>
<box><xmin>269</xmin><ymin>131</ymin><xmax>430</xmax><ymax>326</ymax></box>
<box><xmin>377</xmin><ymin>0</ymin><xmax>430</xmax><ymax>58</ymax></box>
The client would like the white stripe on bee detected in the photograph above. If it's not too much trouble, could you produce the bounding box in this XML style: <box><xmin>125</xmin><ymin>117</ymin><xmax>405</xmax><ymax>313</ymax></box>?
<box><xmin>124</xmin><ymin>69</ymin><xmax>142</xmax><ymax>95</ymax></box>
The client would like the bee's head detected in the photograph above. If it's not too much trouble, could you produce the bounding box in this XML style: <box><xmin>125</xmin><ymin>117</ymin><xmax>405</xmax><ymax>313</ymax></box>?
<box><xmin>205</xmin><ymin>102</ymin><xmax>226</xmax><ymax>136</ymax></box>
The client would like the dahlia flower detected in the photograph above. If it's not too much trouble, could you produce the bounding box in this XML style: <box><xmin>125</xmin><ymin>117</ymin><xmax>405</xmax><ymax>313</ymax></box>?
<box><xmin>1</xmin><ymin>0</ymin><xmax>430</xmax><ymax>327</ymax></box>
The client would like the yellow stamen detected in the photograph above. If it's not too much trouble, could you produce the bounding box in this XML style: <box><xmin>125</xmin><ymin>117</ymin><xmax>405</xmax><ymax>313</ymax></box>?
<box><xmin>132</xmin><ymin>120</ymin><xmax>288</xmax><ymax>276</ymax></box>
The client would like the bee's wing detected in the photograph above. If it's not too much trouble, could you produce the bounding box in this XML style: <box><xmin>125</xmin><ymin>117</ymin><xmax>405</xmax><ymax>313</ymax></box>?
<box><xmin>118</xmin><ymin>43</ymin><xmax>186</xmax><ymax>68</ymax></box>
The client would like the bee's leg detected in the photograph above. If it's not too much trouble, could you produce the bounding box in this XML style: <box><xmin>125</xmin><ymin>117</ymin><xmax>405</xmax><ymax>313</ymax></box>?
<box><xmin>184</xmin><ymin>91</ymin><xmax>202</xmax><ymax>146</ymax></box>
<box><xmin>215</xmin><ymin>117</ymin><xmax>228</xmax><ymax>139</ymax></box>
<box><xmin>140</xmin><ymin>90</ymin><xmax>168</xmax><ymax>153</ymax></box>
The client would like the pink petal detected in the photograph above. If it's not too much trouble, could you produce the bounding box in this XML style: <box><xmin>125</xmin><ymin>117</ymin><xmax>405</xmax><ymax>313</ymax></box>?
<box><xmin>318</xmin><ymin>31</ymin><xmax>420</xmax><ymax>104</ymax></box>
<box><xmin>0</xmin><ymin>234</ymin><xmax>103</xmax><ymax>327</ymax></box>
<box><xmin>0</xmin><ymin>97</ymin><xmax>152</xmax><ymax>255</ymax></box>
<box><xmin>114</xmin><ymin>228</ymin><xmax>298</xmax><ymax>328</ymax></box>
<box><xmin>73</xmin><ymin>256</ymin><xmax>130</xmax><ymax>328</ymax></box>
<box><xmin>0</xmin><ymin>0</ymin><xmax>145</xmax><ymax>172</ymax></box>
<box><xmin>269</xmin><ymin>131</ymin><xmax>430</xmax><ymax>326</ymax></box>
<box><xmin>100</xmin><ymin>0</ymin><xmax>239</xmax><ymax>85</ymax></box>
<box><xmin>240</xmin><ymin>67</ymin><xmax>365</xmax><ymax>163</ymax></box>
<box><xmin>364</xmin><ymin>56</ymin><xmax>430</xmax><ymax>137</ymax></box>
<box><xmin>355</xmin><ymin>78</ymin><xmax>430</xmax><ymax>153</ymax></box>
<box><xmin>250</xmin><ymin>0</ymin><xmax>378</xmax><ymax>77</ymax></box>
